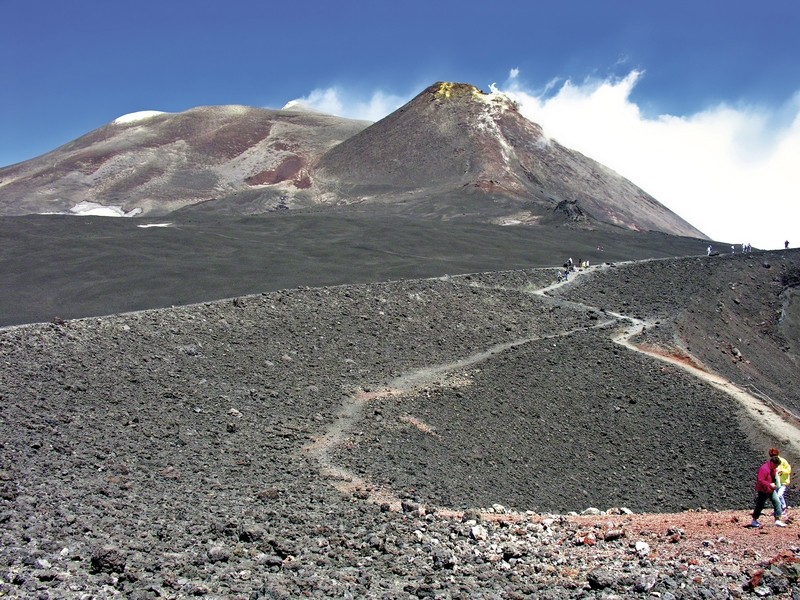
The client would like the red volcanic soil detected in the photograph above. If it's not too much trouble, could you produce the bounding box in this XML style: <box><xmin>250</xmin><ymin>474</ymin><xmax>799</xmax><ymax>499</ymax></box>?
<box><xmin>246</xmin><ymin>155</ymin><xmax>309</xmax><ymax>188</ymax></box>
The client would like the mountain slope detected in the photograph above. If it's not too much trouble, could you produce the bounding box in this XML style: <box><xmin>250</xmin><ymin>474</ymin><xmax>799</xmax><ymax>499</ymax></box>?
<box><xmin>1</xmin><ymin>82</ymin><xmax>707</xmax><ymax>239</ymax></box>
<box><xmin>0</xmin><ymin>105</ymin><xmax>370</xmax><ymax>217</ymax></box>
<box><xmin>314</xmin><ymin>82</ymin><xmax>706</xmax><ymax>238</ymax></box>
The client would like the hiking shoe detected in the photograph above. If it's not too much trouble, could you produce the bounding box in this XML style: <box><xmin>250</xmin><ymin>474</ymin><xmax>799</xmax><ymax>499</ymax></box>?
<box><xmin>746</xmin><ymin>521</ymin><xmax>762</xmax><ymax>528</ymax></box>
<box><xmin>775</xmin><ymin>520</ymin><xmax>787</xmax><ymax>527</ymax></box>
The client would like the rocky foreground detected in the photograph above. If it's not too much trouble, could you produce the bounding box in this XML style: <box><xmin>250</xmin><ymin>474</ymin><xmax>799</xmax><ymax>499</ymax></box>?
<box><xmin>1</xmin><ymin>249</ymin><xmax>799</xmax><ymax>598</ymax></box>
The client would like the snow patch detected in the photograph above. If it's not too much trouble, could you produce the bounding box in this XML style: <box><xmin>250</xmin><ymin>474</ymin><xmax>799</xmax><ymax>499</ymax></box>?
<box><xmin>113</xmin><ymin>110</ymin><xmax>167</xmax><ymax>124</ymax></box>
<box><xmin>69</xmin><ymin>201</ymin><xmax>141</xmax><ymax>217</ymax></box>
<box><xmin>137</xmin><ymin>223</ymin><xmax>173</xmax><ymax>228</ymax></box>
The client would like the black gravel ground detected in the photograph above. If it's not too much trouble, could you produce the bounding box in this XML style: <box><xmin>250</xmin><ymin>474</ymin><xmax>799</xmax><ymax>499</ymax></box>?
<box><xmin>337</xmin><ymin>325</ymin><xmax>758</xmax><ymax>514</ymax></box>
<box><xmin>0</xmin><ymin>212</ymin><xmax>710</xmax><ymax>327</ymax></box>
<box><xmin>1</xmin><ymin>249</ymin><xmax>799</xmax><ymax>598</ymax></box>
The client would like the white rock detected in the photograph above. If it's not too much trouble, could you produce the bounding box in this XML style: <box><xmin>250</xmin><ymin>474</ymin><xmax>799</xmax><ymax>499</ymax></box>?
<box><xmin>470</xmin><ymin>524</ymin><xmax>489</xmax><ymax>541</ymax></box>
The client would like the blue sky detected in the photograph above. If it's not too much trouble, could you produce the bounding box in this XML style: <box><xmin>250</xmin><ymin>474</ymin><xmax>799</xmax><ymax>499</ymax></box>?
<box><xmin>2</xmin><ymin>0</ymin><xmax>799</xmax><ymax>248</ymax></box>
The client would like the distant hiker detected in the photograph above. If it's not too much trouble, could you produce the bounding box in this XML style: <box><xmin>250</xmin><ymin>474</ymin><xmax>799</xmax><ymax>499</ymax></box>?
<box><xmin>568</xmin><ymin>257</ymin><xmax>573</xmax><ymax>268</ymax></box>
<box><xmin>742</xmin><ymin>243</ymin><xmax>747</xmax><ymax>254</ymax></box>
<box><xmin>707</xmin><ymin>245</ymin><xmax>713</xmax><ymax>256</ymax></box>
<box><xmin>770</xmin><ymin>447</ymin><xmax>792</xmax><ymax>515</ymax></box>
<box><xmin>557</xmin><ymin>271</ymin><xmax>563</xmax><ymax>283</ymax></box>
<box><xmin>786</xmin><ymin>240</ymin><xmax>790</xmax><ymax>249</ymax></box>
<box><xmin>748</xmin><ymin>455</ymin><xmax>786</xmax><ymax>527</ymax></box>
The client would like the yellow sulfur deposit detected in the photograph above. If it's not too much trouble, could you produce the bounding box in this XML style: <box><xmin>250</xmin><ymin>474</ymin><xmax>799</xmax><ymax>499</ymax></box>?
<box><xmin>434</xmin><ymin>82</ymin><xmax>483</xmax><ymax>101</ymax></box>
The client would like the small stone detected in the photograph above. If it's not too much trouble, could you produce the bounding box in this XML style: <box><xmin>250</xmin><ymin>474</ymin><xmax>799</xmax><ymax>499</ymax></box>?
<box><xmin>239</xmin><ymin>524</ymin><xmax>265</xmax><ymax>542</ymax></box>
<box><xmin>431</xmin><ymin>547</ymin><xmax>455</xmax><ymax>570</ymax></box>
<box><xmin>256</xmin><ymin>488</ymin><xmax>280</xmax><ymax>501</ymax></box>
<box><xmin>90</xmin><ymin>547</ymin><xmax>126</xmax><ymax>574</ymax></box>
<box><xmin>470</xmin><ymin>524</ymin><xmax>489</xmax><ymax>541</ymax></box>
<box><xmin>207</xmin><ymin>545</ymin><xmax>231</xmax><ymax>563</ymax></box>
<box><xmin>634</xmin><ymin>573</ymin><xmax>658</xmax><ymax>592</ymax></box>
<box><xmin>462</xmin><ymin>510</ymin><xmax>481</xmax><ymax>523</ymax></box>
<box><xmin>587</xmin><ymin>567</ymin><xmax>616</xmax><ymax>589</ymax></box>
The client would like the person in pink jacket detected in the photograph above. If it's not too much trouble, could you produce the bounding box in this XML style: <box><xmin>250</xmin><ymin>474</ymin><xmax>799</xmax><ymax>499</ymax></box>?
<box><xmin>748</xmin><ymin>455</ymin><xmax>786</xmax><ymax>527</ymax></box>
<box><xmin>769</xmin><ymin>447</ymin><xmax>792</xmax><ymax>514</ymax></box>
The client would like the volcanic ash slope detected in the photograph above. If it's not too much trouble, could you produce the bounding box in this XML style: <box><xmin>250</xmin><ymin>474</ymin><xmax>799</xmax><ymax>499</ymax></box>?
<box><xmin>0</xmin><ymin>252</ymin><xmax>799</xmax><ymax>597</ymax></box>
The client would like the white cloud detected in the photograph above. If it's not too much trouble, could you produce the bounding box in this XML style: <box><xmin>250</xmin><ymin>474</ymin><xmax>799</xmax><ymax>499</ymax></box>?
<box><xmin>284</xmin><ymin>86</ymin><xmax>407</xmax><ymax>122</ymax></box>
<box><xmin>498</xmin><ymin>71</ymin><xmax>800</xmax><ymax>250</ymax></box>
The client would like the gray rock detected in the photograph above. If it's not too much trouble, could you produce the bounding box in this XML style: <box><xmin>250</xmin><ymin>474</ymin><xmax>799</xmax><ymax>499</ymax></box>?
<box><xmin>239</xmin><ymin>523</ymin><xmax>266</xmax><ymax>542</ymax></box>
<box><xmin>431</xmin><ymin>547</ymin><xmax>455</xmax><ymax>570</ymax></box>
<box><xmin>587</xmin><ymin>567</ymin><xmax>617</xmax><ymax>590</ymax></box>
<box><xmin>90</xmin><ymin>547</ymin><xmax>126</xmax><ymax>574</ymax></box>
<box><xmin>634</xmin><ymin>572</ymin><xmax>658</xmax><ymax>592</ymax></box>
<box><xmin>206</xmin><ymin>545</ymin><xmax>231</xmax><ymax>563</ymax></box>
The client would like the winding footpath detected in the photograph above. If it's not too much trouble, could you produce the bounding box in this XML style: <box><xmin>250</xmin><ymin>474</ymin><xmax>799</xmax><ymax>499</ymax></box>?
<box><xmin>305</xmin><ymin>262</ymin><xmax>800</xmax><ymax>512</ymax></box>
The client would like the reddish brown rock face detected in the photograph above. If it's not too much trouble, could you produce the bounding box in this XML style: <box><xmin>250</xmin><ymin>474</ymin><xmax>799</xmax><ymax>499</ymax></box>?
<box><xmin>0</xmin><ymin>105</ymin><xmax>367</xmax><ymax>216</ymax></box>
<box><xmin>246</xmin><ymin>156</ymin><xmax>306</xmax><ymax>186</ymax></box>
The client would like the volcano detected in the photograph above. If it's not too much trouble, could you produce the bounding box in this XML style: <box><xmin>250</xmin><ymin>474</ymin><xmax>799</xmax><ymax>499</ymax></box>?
<box><xmin>0</xmin><ymin>82</ymin><xmax>706</xmax><ymax>239</ymax></box>
<box><xmin>314</xmin><ymin>82</ymin><xmax>705</xmax><ymax>238</ymax></box>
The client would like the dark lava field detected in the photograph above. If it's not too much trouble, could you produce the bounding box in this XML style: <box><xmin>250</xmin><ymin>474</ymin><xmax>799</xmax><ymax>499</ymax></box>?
<box><xmin>1</xmin><ymin>247</ymin><xmax>799</xmax><ymax>598</ymax></box>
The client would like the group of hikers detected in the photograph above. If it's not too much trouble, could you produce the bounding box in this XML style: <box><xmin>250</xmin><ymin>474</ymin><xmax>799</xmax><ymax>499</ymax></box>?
<box><xmin>749</xmin><ymin>447</ymin><xmax>792</xmax><ymax>528</ymax></box>
<box><xmin>706</xmin><ymin>240</ymin><xmax>791</xmax><ymax>257</ymax></box>
<box><xmin>556</xmin><ymin>257</ymin><xmax>591</xmax><ymax>283</ymax></box>
<box><xmin>707</xmin><ymin>243</ymin><xmax>753</xmax><ymax>256</ymax></box>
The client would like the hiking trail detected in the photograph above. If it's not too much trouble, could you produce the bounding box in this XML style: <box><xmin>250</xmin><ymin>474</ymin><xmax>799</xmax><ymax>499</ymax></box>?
<box><xmin>304</xmin><ymin>261</ymin><xmax>800</xmax><ymax>512</ymax></box>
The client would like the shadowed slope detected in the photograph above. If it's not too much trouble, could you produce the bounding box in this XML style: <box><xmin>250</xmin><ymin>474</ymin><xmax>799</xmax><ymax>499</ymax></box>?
<box><xmin>555</xmin><ymin>250</ymin><xmax>800</xmax><ymax>416</ymax></box>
